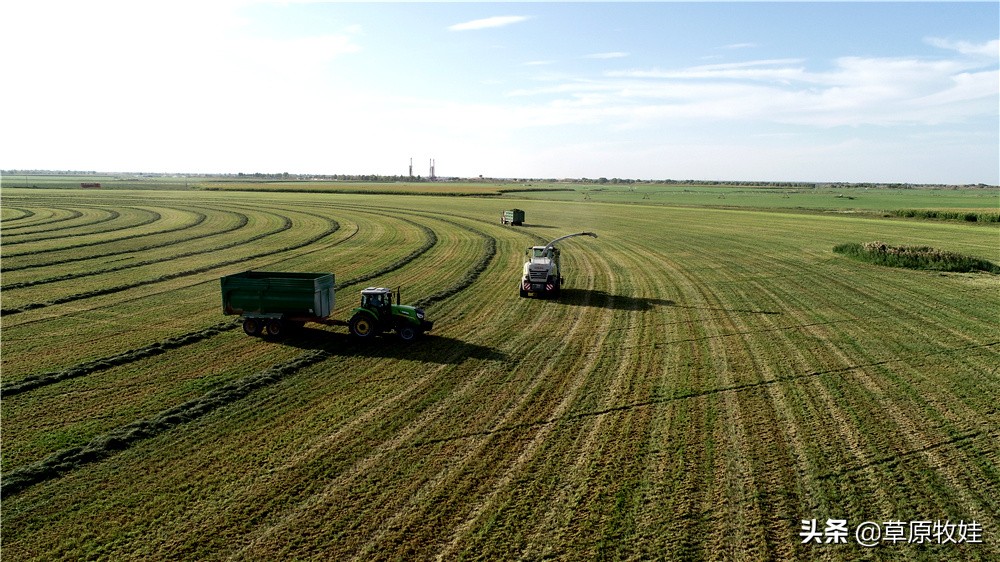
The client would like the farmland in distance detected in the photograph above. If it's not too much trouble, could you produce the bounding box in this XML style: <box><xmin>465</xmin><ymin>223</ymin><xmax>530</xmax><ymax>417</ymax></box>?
<box><xmin>2</xmin><ymin>185</ymin><xmax>998</xmax><ymax>560</ymax></box>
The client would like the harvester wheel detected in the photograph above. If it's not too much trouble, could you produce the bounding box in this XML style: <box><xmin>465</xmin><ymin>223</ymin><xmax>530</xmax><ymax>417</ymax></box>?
<box><xmin>243</xmin><ymin>318</ymin><xmax>263</xmax><ymax>337</ymax></box>
<box><xmin>397</xmin><ymin>325</ymin><xmax>418</xmax><ymax>341</ymax></box>
<box><xmin>349</xmin><ymin>312</ymin><xmax>378</xmax><ymax>338</ymax></box>
<box><xmin>265</xmin><ymin>319</ymin><xmax>285</xmax><ymax>338</ymax></box>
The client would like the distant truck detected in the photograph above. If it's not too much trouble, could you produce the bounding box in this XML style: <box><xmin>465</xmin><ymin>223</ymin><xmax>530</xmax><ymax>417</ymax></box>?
<box><xmin>220</xmin><ymin>271</ymin><xmax>432</xmax><ymax>340</ymax></box>
<box><xmin>501</xmin><ymin>209</ymin><xmax>525</xmax><ymax>226</ymax></box>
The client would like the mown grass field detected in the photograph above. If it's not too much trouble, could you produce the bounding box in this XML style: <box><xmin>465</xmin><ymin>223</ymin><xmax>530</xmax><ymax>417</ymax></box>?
<box><xmin>2</xmin><ymin>185</ymin><xmax>998</xmax><ymax>560</ymax></box>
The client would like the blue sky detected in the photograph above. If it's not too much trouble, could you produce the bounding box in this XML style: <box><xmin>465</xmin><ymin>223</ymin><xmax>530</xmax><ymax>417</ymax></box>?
<box><xmin>3</xmin><ymin>1</ymin><xmax>998</xmax><ymax>184</ymax></box>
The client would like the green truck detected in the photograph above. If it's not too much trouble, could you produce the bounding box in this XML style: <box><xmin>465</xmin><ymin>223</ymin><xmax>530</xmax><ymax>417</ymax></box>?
<box><xmin>220</xmin><ymin>271</ymin><xmax>432</xmax><ymax>341</ymax></box>
<box><xmin>501</xmin><ymin>209</ymin><xmax>524</xmax><ymax>226</ymax></box>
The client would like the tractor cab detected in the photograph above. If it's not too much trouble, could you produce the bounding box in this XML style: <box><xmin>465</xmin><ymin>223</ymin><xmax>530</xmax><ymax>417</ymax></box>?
<box><xmin>360</xmin><ymin>287</ymin><xmax>394</xmax><ymax>314</ymax></box>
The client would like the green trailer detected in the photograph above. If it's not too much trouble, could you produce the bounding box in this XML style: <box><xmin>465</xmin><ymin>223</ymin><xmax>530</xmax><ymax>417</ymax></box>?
<box><xmin>221</xmin><ymin>271</ymin><xmax>432</xmax><ymax>340</ymax></box>
<box><xmin>501</xmin><ymin>209</ymin><xmax>524</xmax><ymax>226</ymax></box>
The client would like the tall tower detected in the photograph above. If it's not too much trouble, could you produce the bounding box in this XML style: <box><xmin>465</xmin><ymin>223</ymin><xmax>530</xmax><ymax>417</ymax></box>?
<box><xmin>429</xmin><ymin>158</ymin><xmax>436</xmax><ymax>180</ymax></box>
<box><xmin>409</xmin><ymin>158</ymin><xmax>413</xmax><ymax>178</ymax></box>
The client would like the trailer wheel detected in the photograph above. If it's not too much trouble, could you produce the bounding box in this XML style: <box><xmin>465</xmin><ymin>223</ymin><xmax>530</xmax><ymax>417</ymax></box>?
<box><xmin>397</xmin><ymin>325</ymin><xmax>418</xmax><ymax>341</ymax></box>
<box><xmin>266</xmin><ymin>319</ymin><xmax>285</xmax><ymax>338</ymax></box>
<box><xmin>243</xmin><ymin>318</ymin><xmax>263</xmax><ymax>337</ymax></box>
<box><xmin>349</xmin><ymin>312</ymin><xmax>377</xmax><ymax>338</ymax></box>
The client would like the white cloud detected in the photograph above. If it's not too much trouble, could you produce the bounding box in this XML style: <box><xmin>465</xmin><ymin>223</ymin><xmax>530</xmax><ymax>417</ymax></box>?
<box><xmin>926</xmin><ymin>37</ymin><xmax>1000</xmax><ymax>59</ymax></box>
<box><xmin>518</xmin><ymin>53</ymin><xmax>998</xmax><ymax>129</ymax></box>
<box><xmin>609</xmin><ymin>59</ymin><xmax>807</xmax><ymax>82</ymax></box>
<box><xmin>585</xmin><ymin>52</ymin><xmax>629</xmax><ymax>60</ymax></box>
<box><xmin>448</xmin><ymin>16</ymin><xmax>530</xmax><ymax>31</ymax></box>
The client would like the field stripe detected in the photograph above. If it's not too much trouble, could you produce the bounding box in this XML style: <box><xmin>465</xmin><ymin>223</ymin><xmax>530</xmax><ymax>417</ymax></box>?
<box><xmin>0</xmin><ymin>213</ymin><xmax>336</xmax><ymax>316</ymax></box>
<box><xmin>0</xmin><ymin>321</ymin><xmax>239</xmax><ymax>395</ymax></box>
<box><xmin>0</xmin><ymin>349</ymin><xmax>330</xmax><ymax>499</ymax></box>
<box><xmin>0</xmin><ymin>206</ymin><xmax>122</xmax><ymax>243</ymax></box>
<box><xmin>2</xmin><ymin>207</ymin><xmax>197</xmax><ymax>257</ymax></box>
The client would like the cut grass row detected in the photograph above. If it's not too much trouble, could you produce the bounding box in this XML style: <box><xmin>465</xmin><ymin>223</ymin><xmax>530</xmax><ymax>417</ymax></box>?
<box><xmin>1</xmin><ymin>206</ymin><xmax>123</xmax><ymax>242</ymax></box>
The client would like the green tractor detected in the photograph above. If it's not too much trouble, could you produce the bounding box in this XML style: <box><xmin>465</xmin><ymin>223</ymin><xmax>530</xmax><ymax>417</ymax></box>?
<box><xmin>348</xmin><ymin>287</ymin><xmax>433</xmax><ymax>341</ymax></box>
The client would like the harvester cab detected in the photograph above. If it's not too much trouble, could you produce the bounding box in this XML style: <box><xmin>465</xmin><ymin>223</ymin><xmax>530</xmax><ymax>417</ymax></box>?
<box><xmin>350</xmin><ymin>287</ymin><xmax>433</xmax><ymax>341</ymax></box>
<box><xmin>520</xmin><ymin>232</ymin><xmax>597</xmax><ymax>298</ymax></box>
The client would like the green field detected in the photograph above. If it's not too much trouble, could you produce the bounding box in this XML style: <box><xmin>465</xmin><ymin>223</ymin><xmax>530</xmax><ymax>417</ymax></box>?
<box><xmin>2</xmin><ymin>184</ymin><xmax>998</xmax><ymax>560</ymax></box>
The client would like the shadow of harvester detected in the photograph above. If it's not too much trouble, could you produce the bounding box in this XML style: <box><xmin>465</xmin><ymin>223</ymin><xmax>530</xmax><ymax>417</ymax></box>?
<box><xmin>556</xmin><ymin>288</ymin><xmax>677</xmax><ymax>311</ymax></box>
<box><xmin>556</xmin><ymin>288</ymin><xmax>781</xmax><ymax>315</ymax></box>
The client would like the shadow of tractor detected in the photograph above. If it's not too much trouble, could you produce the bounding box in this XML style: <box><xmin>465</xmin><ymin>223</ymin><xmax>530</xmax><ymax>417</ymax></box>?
<box><xmin>274</xmin><ymin>327</ymin><xmax>508</xmax><ymax>365</ymax></box>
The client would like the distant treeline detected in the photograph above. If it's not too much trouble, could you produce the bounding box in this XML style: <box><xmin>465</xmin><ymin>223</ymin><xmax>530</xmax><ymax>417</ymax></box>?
<box><xmin>4</xmin><ymin>170</ymin><xmax>996</xmax><ymax>189</ymax></box>
<box><xmin>890</xmin><ymin>209</ymin><xmax>1000</xmax><ymax>223</ymax></box>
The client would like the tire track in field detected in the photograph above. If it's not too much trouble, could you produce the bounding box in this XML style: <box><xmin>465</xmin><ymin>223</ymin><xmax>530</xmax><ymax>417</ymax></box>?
<box><xmin>0</xmin><ymin>349</ymin><xmax>331</xmax><ymax>499</ymax></box>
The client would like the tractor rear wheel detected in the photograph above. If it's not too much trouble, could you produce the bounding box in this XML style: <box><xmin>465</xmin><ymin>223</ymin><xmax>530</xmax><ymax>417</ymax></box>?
<box><xmin>349</xmin><ymin>312</ymin><xmax>378</xmax><ymax>338</ymax></box>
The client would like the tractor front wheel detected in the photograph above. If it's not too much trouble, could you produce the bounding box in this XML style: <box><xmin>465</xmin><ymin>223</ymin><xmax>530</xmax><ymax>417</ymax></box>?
<box><xmin>349</xmin><ymin>313</ymin><xmax>378</xmax><ymax>339</ymax></box>
<box><xmin>397</xmin><ymin>325</ymin><xmax>418</xmax><ymax>341</ymax></box>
